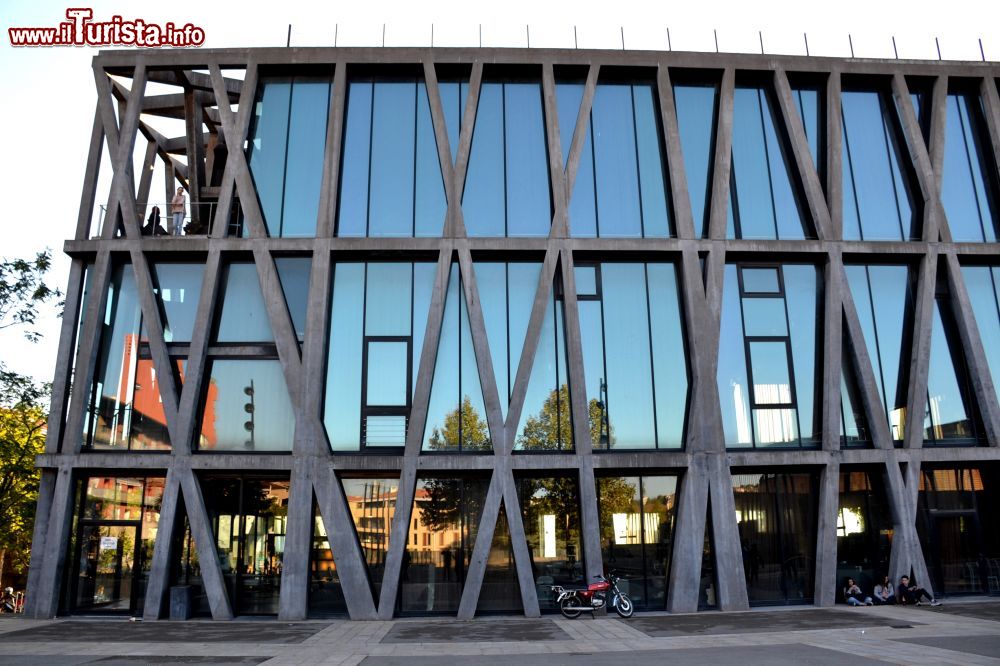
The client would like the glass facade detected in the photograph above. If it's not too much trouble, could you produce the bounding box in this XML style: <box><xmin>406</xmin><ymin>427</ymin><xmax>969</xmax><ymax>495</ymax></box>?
<box><xmin>578</xmin><ymin>263</ymin><xmax>688</xmax><ymax>450</ymax></box>
<box><xmin>916</xmin><ymin>466</ymin><xmax>1000</xmax><ymax>595</ymax></box>
<box><xmin>559</xmin><ymin>78</ymin><xmax>673</xmax><ymax>238</ymax></box>
<box><xmin>338</xmin><ymin>76</ymin><xmax>446</xmax><ymax>237</ymax></box>
<box><xmin>729</xmin><ymin>84</ymin><xmax>811</xmax><ymax>239</ymax></box>
<box><xmin>248</xmin><ymin>76</ymin><xmax>332</xmax><ymax>237</ymax></box>
<box><xmin>962</xmin><ymin>265</ymin><xmax>1000</xmax><ymax>392</ymax></box>
<box><xmin>673</xmin><ymin>82</ymin><xmax>719</xmax><ymax>238</ymax></box>
<box><xmin>69</xmin><ymin>476</ymin><xmax>163</xmax><ymax>614</ymax></box>
<box><xmin>596</xmin><ymin>475</ymin><xmax>677</xmax><ymax>610</ymax></box>
<box><xmin>732</xmin><ymin>472</ymin><xmax>818</xmax><ymax>605</ymax></box>
<box><xmin>925</xmin><ymin>281</ymin><xmax>980</xmax><ymax>445</ymax></box>
<box><xmin>464</xmin><ymin>75</ymin><xmax>551</xmax><ymax>237</ymax></box>
<box><xmin>942</xmin><ymin>89</ymin><xmax>999</xmax><ymax>242</ymax></box>
<box><xmin>836</xmin><ymin>469</ymin><xmax>893</xmax><ymax>600</ymax></box>
<box><xmin>842</xmin><ymin>88</ymin><xmax>920</xmax><ymax>241</ymax></box>
<box><xmin>517</xmin><ymin>475</ymin><xmax>584</xmax><ymax>610</ymax></box>
<box><xmin>718</xmin><ymin>265</ymin><xmax>821</xmax><ymax>448</ymax></box>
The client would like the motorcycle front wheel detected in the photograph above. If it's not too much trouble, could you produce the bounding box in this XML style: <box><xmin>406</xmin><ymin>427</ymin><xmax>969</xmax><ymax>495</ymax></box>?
<box><xmin>614</xmin><ymin>594</ymin><xmax>634</xmax><ymax>618</ymax></box>
<box><xmin>560</xmin><ymin>595</ymin><xmax>583</xmax><ymax>619</ymax></box>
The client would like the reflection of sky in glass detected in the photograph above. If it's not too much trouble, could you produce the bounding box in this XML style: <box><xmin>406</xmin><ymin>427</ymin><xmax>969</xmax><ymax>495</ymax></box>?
<box><xmin>201</xmin><ymin>360</ymin><xmax>294</xmax><ymax>451</ymax></box>
<box><xmin>674</xmin><ymin>85</ymin><xmax>717</xmax><ymax>238</ymax></box>
<box><xmin>275</xmin><ymin>257</ymin><xmax>310</xmax><ymax>341</ymax></box>
<box><xmin>962</xmin><ymin>267</ymin><xmax>1000</xmax><ymax>393</ymax></box>
<box><xmin>149</xmin><ymin>263</ymin><xmax>203</xmax><ymax>342</ymax></box>
<box><xmin>792</xmin><ymin>87</ymin><xmax>819</xmax><ymax>167</ymax></box>
<box><xmin>942</xmin><ymin>93</ymin><xmax>998</xmax><ymax>242</ymax></box>
<box><xmin>925</xmin><ymin>298</ymin><xmax>974</xmax><ymax>441</ymax></box>
<box><xmin>215</xmin><ymin>263</ymin><xmax>273</xmax><ymax>343</ymax></box>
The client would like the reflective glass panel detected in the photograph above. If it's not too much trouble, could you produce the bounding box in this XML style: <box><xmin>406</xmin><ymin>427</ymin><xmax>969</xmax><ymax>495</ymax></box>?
<box><xmin>275</xmin><ymin>257</ymin><xmax>310</xmax><ymax>342</ymax></box>
<box><xmin>517</xmin><ymin>475</ymin><xmax>584</xmax><ymax>610</ymax></box>
<box><xmin>341</xmin><ymin>477</ymin><xmax>399</xmax><ymax>605</ymax></box>
<box><xmin>149</xmin><ymin>263</ymin><xmax>203</xmax><ymax>343</ymax></box>
<box><xmin>215</xmin><ymin>263</ymin><xmax>273</xmax><ymax>343</ymax></box>
<box><xmin>841</xmin><ymin>90</ymin><xmax>919</xmax><ymax>241</ymax></box>
<box><xmin>925</xmin><ymin>296</ymin><xmax>978</xmax><ymax>444</ymax></box>
<box><xmin>942</xmin><ymin>92</ymin><xmax>999</xmax><ymax>242</ymax></box>
<box><xmin>197</xmin><ymin>360</ymin><xmax>294</xmax><ymax>451</ymax></box>
<box><xmin>476</xmin><ymin>505</ymin><xmax>522</xmax><ymax>613</ymax></box>
<box><xmin>791</xmin><ymin>84</ymin><xmax>820</xmax><ymax>167</ymax></box>
<box><xmin>310</xmin><ymin>505</ymin><xmax>346</xmax><ymax>616</ymax></box>
<box><xmin>836</xmin><ymin>470</ymin><xmax>893</xmax><ymax>600</ymax></box>
<box><xmin>674</xmin><ymin>84</ymin><xmax>718</xmax><ymax>238</ymax></box>
<box><xmin>962</xmin><ymin>266</ymin><xmax>1000</xmax><ymax>392</ymax></box>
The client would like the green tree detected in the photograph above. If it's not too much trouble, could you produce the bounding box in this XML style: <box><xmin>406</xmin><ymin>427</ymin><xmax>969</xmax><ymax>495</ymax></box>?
<box><xmin>426</xmin><ymin>395</ymin><xmax>491</xmax><ymax>452</ymax></box>
<box><xmin>0</xmin><ymin>250</ymin><xmax>62</xmax><ymax>590</ymax></box>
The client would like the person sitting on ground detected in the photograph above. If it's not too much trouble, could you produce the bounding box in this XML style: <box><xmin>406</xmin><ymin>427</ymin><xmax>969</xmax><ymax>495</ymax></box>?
<box><xmin>873</xmin><ymin>574</ymin><xmax>894</xmax><ymax>605</ymax></box>
<box><xmin>843</xmin><ymin>577</ymin><xmax>873</xmax><ymax>606</ymax></box>
<box><xmin>897</xmin><ymin>575</ymin><xmax>940</xmax><ymax>606</ymax></box>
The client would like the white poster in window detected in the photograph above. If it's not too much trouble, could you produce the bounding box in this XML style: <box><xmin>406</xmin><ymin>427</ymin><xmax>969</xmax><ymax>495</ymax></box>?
<box><xmin>99</xmin><ymin>536</ymin><xmax>118</xmax><ymax>550</ymax></box>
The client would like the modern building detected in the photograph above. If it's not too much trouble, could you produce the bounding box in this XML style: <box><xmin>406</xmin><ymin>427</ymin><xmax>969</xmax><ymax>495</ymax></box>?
<box><xmin>25</xmin><ymin>44</ymin><xmax>1000</xmax><ymax>621</ymax></box>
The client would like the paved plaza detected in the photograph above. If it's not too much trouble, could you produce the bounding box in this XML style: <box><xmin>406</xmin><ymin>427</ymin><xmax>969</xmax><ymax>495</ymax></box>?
<box><xmin>1</xmin><ymin>601</ymin><xmax>999</xmax><ymax>665</ymax></box>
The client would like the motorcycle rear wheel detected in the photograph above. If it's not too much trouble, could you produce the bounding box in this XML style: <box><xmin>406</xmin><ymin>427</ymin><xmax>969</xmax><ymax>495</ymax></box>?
<box><xmin>560</xmin><ymin>595</ymin><xmax>583</xmax><ymax>619</ymax></box>
<box><xmin>614</xmin><ymin>595</ymin><xmax>634</xmax><ymax>618</ymax></box>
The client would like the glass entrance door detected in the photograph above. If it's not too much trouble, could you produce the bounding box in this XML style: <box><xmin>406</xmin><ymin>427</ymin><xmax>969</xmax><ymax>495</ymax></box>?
<box><xmin>73</xmin><ymin>524</ymin><xmax>140</xmax><ymax>613</ymax></box>
<box><xmin>931</xmin><ymin>513</ymin><xmax>983</xmax><ymax>594</ymax></box>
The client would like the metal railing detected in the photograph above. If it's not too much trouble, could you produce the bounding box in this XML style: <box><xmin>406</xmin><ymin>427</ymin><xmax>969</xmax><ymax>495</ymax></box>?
<box><xmin>91</xmin><ymin>201</ymin><xmax>242</xmax><ymax>238</ymax></box>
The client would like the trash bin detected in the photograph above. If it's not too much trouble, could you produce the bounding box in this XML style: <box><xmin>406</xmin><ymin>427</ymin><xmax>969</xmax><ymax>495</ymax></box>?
<box><xmin>169</xmin><ymin>585</ymin><xmax>193</xmax><ymax>621</ymax></box>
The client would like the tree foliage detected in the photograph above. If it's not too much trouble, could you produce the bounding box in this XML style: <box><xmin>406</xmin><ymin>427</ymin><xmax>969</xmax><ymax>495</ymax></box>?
<box><xmin>0</xmin><ymin>250</ymin><xmax>62</xmax><ymax>342</ymax></box>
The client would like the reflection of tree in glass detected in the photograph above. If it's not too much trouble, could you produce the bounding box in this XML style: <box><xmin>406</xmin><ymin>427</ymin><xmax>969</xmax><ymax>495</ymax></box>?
<box><xmin>516</xmin><ymin>384</ymin><xmax>614</xmax><ymax>450</ymax></box>
<box><xmin>427</xmin><ymin>395</ymin><xmax>491</xmax><ymax>451</ymax></box>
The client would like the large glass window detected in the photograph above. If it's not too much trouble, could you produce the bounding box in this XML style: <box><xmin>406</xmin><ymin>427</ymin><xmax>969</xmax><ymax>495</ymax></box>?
<box><xmin>559</xmin><ymin>78</ymin><xmax>673</xmax><ymax>238</ymax></box>
<box><xmin>148</xmin><ymin>263</ymin><xmax>203</xmax><ymax>343</ymax></box>
<box><xmin>85</xmin><ymin>264</ymin><xmax>171</xmax><ymax>452</ymax></box>
<box><xmin>201</xmin><ymin>476</ymin><xmax>289</xmax><ymax>615</ymax></box>
<box><xmin>400</xmin><ymin>477</ymin><xmax>489</xmax><ymax>614</ymax></box>
<box><xmin>841</xmin><ymin>88</ymin><xmax>920</xmax><ymax>240</ymax></box>
<box><xmin>789</xmin><ymin>78</ymin><xmax>822</xmax><ymax>168</ymax></box>
<box><xmin>916</xmin><ymin>466</ymin><xmax>1000</xmax><ymax>595</ymax></box>
<box><xmin>836</xmin><ymin>469</ymin><xmax>893</xmax><ymax>600</ymax></box>
<box><xmin>578</xmin><ymin>263</ymin><xmax>688</xmax><ymax>450</ymax></box>
<box><xmin>337</xmin><ymin>76</ymin><xmax>446</xmax><ymax>237</ymax></box>
<box><xmin>732</xmin><ymin>471</ymin><xmax>818</xmax><ymax>605</ymax></box>
<box><xmin>274</xmin><ymin>257</ymin><xmax>311</xmax><ymax>344</ymax></box>
<box><xmin>962</xmin><ymin>265</ymin><xmax>1000</xmax><ymax>392</ymax></box>
<box><xmin>513</xmin><ymin>273</ymin><xmax>572</xmax><ymax>451</ymax></box>
<box><xmin>729</xmin><ymin>83</ymin><xmax>811</xmax><ymax>239</ymax></box>
<box><xmin>324</xmin><ymin>262</ymin><xmax>435</xmax><ymax>451</ymax></box>
<box><xmin>673</xmin><ymin>82</ymin><xmax>719</xmax><ymax>238</ymax></box>
<box><xmin>423</xmin><ymin>263</ymin><xmax>490</xmax><ymax>452</ymax></box>
<box><xmin>596</xmin><ymin>475</ymin><xmax>677</xmax><ymax>610</ymax></box>
<box><xmin>845</xmin><ymin>265</ymin><xmax>915</xmax><ymax>443</ymax></box>
<box><xmin>248</xmin><ymin>76</ymin><xmax>331</xmax><ymax>237</ymax></box>
<box><xmin>69</xmin><ymin>476</ymin><xmax>163</xmax><ymax>615</ymax></box>
<box><xmin>464</xmin><ymin>75</ymin><xmax>552</xmax><ymax>237</ymax></box>
<box><xmin>517</xmin><ymin>475</ymin><xmax>584</xmax><ymax>610</ymax></box>
<box><xmin>941</xmin><ymin>88</ymin><xmax>999</xmax><ymax>242</ymax></box>
<box><xmin>214</xmin><ymin>263</ymin><xmax>273</xmax><ymax>343</ymax></box>
<box><xmin>197</xmin><ymin>359</ymin><xmax>295</xmax><ymax>451</ymax></box>
<box><xmin>718</xmin><ymin>265</ymin><xmax>821</xmax><ymax>448</ymax></box>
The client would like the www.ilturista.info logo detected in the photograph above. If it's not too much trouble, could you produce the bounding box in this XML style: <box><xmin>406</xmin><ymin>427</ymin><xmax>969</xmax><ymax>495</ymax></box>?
<box><xmin>8</xmin><ymin>8</ymin><xmax>205</xmax><ymax>47</ymax></box>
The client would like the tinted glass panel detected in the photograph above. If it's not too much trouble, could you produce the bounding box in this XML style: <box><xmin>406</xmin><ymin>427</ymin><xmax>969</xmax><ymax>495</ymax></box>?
<box><xmin>925</xmin><ymin>296</ymin><xmax>978</xmax><ymax>444</ymax></box>
<box><xmin>149</xmin><ymin>263</ymin><xmax>203</xmax><ymax>343</ymax></box>
<box><xmin>517</xmin><ymin>475</ymin><xmax>584</xmax><ymax>609</ymax></box>
<box><xmin>275</xmin><ymin>257</ymin><xmax>310</xmax><ymax>342</ymax></box>
<box><xmin>841</xmin><ymin>90</ymin><xmax>919</xmax><ymax>241</ymax></box>
<box><xmin>962</xmin><ymin>266</ymin><xmax>1000</xmax><ymax>392</ymax></box>
<box><xmin>215</xmin><ymin>263</ymin><xmax>273</xmax><ymax>343</ymax></box>
<box><xmin>341</xmin><ymin>477</ymin><xmax>399</xmax><ymax>606</ymax></box>
<box><xmin>674</xmin><ymin>84</ymin><xmax>718</xmax><ymax>238</ymax></box>
<box><xmin>791</xmin><ymin>85</ymin><xmax>820</xmax><ymax>167</ymax></box>
<box><xmin>836</xmin><ymin>470</ymin><xmax>893</xmax><ymax>600</ymax></box>
<box><xmin>942</xmin><ymin>92</ymin><xmax>999</xmax><ymax>242</ymax></box>
<box><xmin>198</xmin><ymin>360</ymin><xmax>294</xmax><ymax>451</ymax></box>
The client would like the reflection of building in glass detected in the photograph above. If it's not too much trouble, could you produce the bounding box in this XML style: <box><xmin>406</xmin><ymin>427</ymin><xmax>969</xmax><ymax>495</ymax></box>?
<box><xmin>28</xmin><ymin>44</ymin><xmax>1000</xmax><ymax>623</ymax></box>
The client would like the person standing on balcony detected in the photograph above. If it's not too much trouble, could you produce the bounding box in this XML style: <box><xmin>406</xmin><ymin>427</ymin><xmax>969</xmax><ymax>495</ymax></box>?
<box><xmin>170</xmin><ymin>186</ymin><xmax>186</xmax><ymax>235</ymax></box>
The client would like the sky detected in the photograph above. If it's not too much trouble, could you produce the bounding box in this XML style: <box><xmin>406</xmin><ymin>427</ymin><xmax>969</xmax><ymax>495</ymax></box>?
<box><xmin>1</xmin><ymin>0</ymin><xmax>998</xmax><ymax>384</ymax></box>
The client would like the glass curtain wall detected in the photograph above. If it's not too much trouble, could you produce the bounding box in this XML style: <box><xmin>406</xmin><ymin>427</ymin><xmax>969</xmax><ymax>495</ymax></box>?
<box><xmin>577</xmin><ymin>263</ymin><xmax>688</xmax><ymax>450</ymax></box>
<box><xmin>248</xmin><ymin>76</ymin><xmax>332</xmax><ymax>237</ymax></box>
<box><xmin>717</xmin><ymin>264</ymin><xmax>821</xmax><ymax>448</ymax></box>
<box><xmin>202</xmin><ymin>476</ymin><xmax>289</xmax><ymax>615</ymax></box>
<box><xmin>836</xmin><ymin>469</ymin><xmax>893</xmax><ymax>600</ymax></box>
<box><xmin>673</xmin><ymin>81</ymin><xmax>719</xmax><ymax>238</ymax></box>
<box><xmin>323</xmin><ymin>262</ymin><xmax>435</xmax><ymax>451</ymax></box>
<box><xmin>732</xmin><ymin>471</ymin><xmax>818</xmax><ymax>605</ymax></box>
<box><xmin>517</xmin><ymin>475</ymin><xmax>584</xmax><ymax>610</ymax></box>
<box><xmin>337</xmin><ymin>74</ymin><xmax>447</xmax><ymax>237</ymax></box>
<box><xmin>596</xmin><ymin>475</ymin><xmax>678</xmax><ymax>610</ymax></box>
<box><xmin>400</xmin><ymin>477</ymin><xmax>489</xmax><ymax>614</ymax></box>
<box><xmin>789</xmin><ymin>79</ymin><xmax>822</xmax><ymax>168</ymax></box>
<box><xmin>464</xmin><ymin>73</ymin><xmax>551</xmax><ymax>237</ymax></box>
<box><xmin>962</xmin><ymin>265</ymin><xmax>1000</xmax><ymax>391</ymax></box>
<box><xmin>941</xmin><ymin>87</ymin><xmax>1000</xmax><ymax>242</ymax></box>
<box><xmin>841</xmin><ymin>88</ymin><xmax>921</xmax><ymax>240</ymax></box>
<box><xmin>68</xmin><ymin>476</ymin><xmax>164</xmax><ymax>614</ymax></box>
<box><xmin>85</xmin><ymin>264</ymin><xmax>171</xmax><ymax>451</ymax></box>
<box><xmin>556</xmin><ymin>76</ymin><xmax>673</xmax><ymax>238</ymax></box>
<box><xmin>917</xmin><ymin>467</ymin><xmax>1000</xmax><ymax>595</ymax></box>
<box><xmin>729</xmin><ymin>82</ymin><xmax>811</xmax><ymax>239</ymax></box>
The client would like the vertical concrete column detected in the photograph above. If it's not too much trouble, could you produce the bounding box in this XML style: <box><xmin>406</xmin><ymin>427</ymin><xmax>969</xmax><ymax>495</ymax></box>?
<box><xmin>812</xmin><ymin>462</ymin><xmax>840</xmax><ymax>606</ymax></box>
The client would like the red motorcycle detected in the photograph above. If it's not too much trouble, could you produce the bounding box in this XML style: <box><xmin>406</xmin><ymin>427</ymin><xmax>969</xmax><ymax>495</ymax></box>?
<box><xmin>551</xmin><ymin>572</ymin><xmax>634</xmax><ymax>618</ymax></box>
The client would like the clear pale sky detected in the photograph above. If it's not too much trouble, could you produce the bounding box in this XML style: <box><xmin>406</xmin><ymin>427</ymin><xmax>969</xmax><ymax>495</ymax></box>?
<box><xmin>1</xmin><ymin>0</ymin><xmax>997</xmax><ymax>383</ymax></box>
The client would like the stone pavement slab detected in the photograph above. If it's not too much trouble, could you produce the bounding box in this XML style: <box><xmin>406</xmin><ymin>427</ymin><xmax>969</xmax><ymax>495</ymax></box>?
<box><xmin>0</xmin><ymin>620</ymin><xmax>325</xmax><ymax>644</ymax></box>
<box><xmin>622</xmin><ymin>607</ymin><xmax>917</xmax><ymax>637</ymax></box>
<box><xmin>360</xmin><ymin>643</ymin><xmax>887</xmax><ymax>665</ymax></box>
<box><xmin>380</xmin><ymin>619</ymin><xmax>569</xmax><ymax>643</ymax></box>
<box><xmin>895</xmin><ymin>634</ymin><xmax>1000</xmax><ymax>659</ymax></box>
<box><xmin>908</xmin><ymin>601</ymin><xmax>1000</xmax><ymax>623</ymax></box>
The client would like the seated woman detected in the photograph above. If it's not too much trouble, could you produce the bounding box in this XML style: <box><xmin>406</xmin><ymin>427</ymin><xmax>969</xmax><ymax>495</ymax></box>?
<box><xmin>843</xmin><ymin>577</ymin><xmax>873</xmax><ymax>606</ymax></box>
<box><xmin>873</xmin><ymin>574</ymin><xmax>894</xmax><ymax>605</ymax></box>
